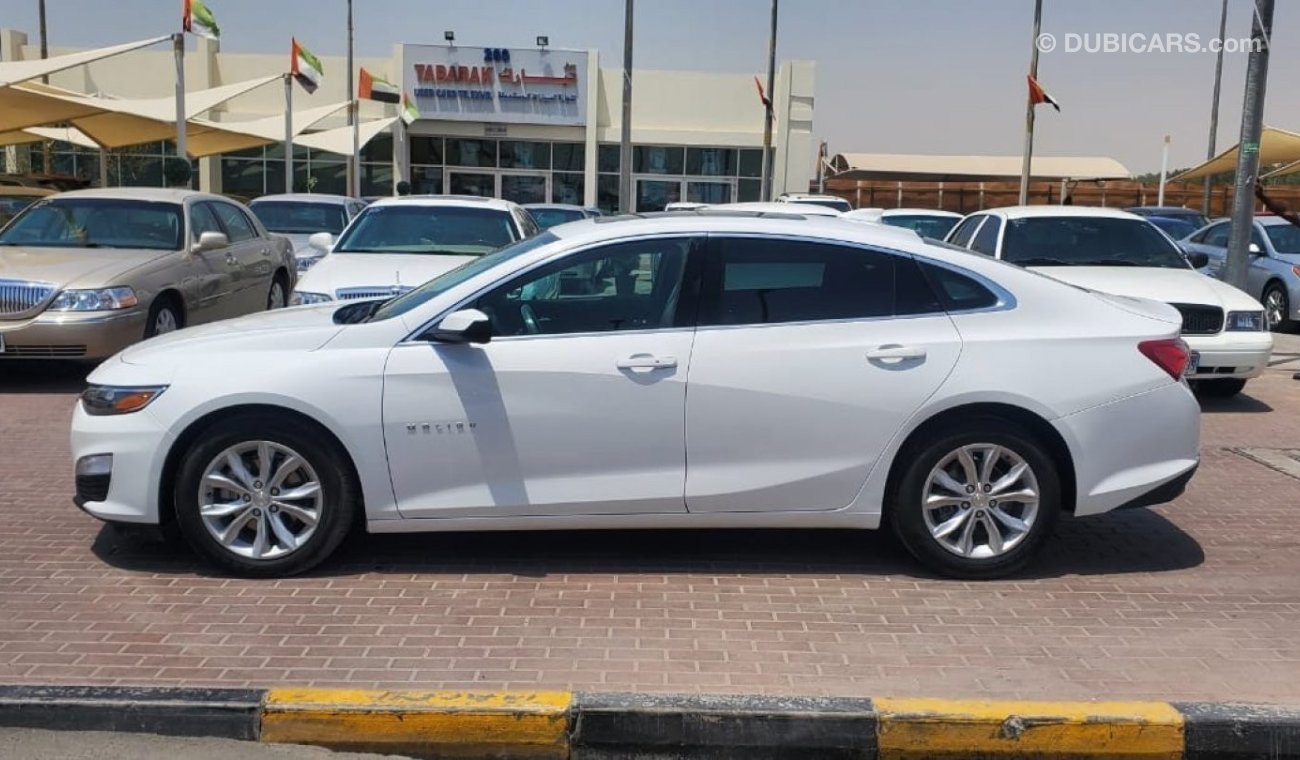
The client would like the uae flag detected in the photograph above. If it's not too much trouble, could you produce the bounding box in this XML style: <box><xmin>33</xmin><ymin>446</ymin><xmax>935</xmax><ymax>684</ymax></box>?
<box><xmin>291</xmin><ymin>38</ymin><xmax>324</xmax><ymax>93</ymax></box>
<box><xmin>1027</xmin><ymin>75</ymin><xmax>1060</xmax><ymax>112</ymax></box>
<box><xmin>182</xmin><ymin>0</ymin><xmax>220</xmax><ymax>40</ymax></box>
<box><xmin>401</xmin><ymin>93</ymin><xmax>420</xmax><ymax>125</ymax></box>
<box><xmin>359</xmin><ymin>68</ymin><xmax>400</xmax><ymax>104</ymax></box>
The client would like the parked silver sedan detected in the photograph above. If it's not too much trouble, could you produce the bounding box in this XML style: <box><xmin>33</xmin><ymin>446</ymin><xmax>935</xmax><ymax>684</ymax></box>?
<box><xmin>1180</xmin><ymin>216</ymin><xmax>1300</xmax><ymax>331</ymax></box>
<box><xmin>0</xmin><ymin>188</ymin><xmax>295</xmax><ymax>360</ymax></box>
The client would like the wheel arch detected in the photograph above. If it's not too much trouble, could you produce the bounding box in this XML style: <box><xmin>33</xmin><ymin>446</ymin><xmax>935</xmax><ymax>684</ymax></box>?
<box><xmin>151</xmin><ymin>288</ymin><xmax>188</xmax><ymax>327</ymax></box>
<box><xmin>882</xmin><ymin>401</ymin><xmax>1078</xmax><ymax>517</ymax></box>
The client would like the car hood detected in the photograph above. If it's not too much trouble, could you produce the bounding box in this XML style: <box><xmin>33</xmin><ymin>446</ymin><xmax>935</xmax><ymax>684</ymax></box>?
<box><xmin>119</xmin><ymin>304</ymin><xmax>344</xmax><ymax>366</ymax></box>
<box><xmin>0</xmin><ymin>246</ymin><xmax>170</xmax><ymax>289</ymax></box>
<box><xmin>293</xmin><ymin>252</ymin><xmax>476</xmax><ymax>297</ymax></box>
<box><xmin>1028</xmin><ymin>266</ymin><xmax>1264</xmax><ymax>310</ymax></box>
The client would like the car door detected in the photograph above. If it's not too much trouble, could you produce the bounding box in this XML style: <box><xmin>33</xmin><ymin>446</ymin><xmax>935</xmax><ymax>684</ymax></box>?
<box><xmin>180</xmin><ymin>201</ymin><xmax>238</xmax><ymax>325</ymax></box>
<box><xmin>382</xmin><ymin>235</ymin><xmax>703</xmax><ymax>518</ymax></box>
<box><xmin>683</xmin><ymin>235</ymin><xmax>963</xmax><ymax>513</ymax></box>
<box><xmin>1245</xmin><ymin>223</ymin><xmax>1273</xmax><ymax>299</ymax></box>
<box><xmin>209</xmin><ymin>201</ymin><xmax>270</xmax><ymax>314</ymax></box>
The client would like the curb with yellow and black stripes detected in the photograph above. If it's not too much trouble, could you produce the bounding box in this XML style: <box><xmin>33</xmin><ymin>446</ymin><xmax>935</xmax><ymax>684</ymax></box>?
<box><xmin>1</xmin><ymin>685</ymin><xmax>1298</xmax><ymax>758</ymax></box>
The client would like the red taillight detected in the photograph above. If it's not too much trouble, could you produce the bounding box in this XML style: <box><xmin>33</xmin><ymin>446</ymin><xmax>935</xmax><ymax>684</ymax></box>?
<box><xmin>1138</xmin><ymin>338</ymin><xmax>1190</xmax><ymax>380</ymax></box>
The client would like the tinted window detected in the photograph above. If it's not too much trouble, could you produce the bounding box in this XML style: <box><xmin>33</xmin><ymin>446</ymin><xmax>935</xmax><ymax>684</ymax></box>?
<box><xmin>919</xmin><ymin>261</ymin><xmax>1000</xmax><ymax>311</ymax></box>
<box><xmin>333</xmin><ymin>205</ymin><xmax>518</xmax><ymax>255</ymax></box>
<box><xmin>190</xmin><ymin>202</ymin><xmax>223</xmax><ymax>239</ymax></box>
<box><xmin>1148</xmin><ymin>217</ymin><xmax>1197</xmax><ymax>240</ymax></box>
<box><xmin>969</xmin><ymin>216</ymin><xmax>1002</xmax><ymax>255</ymax></box>
<box><xmin>250</xmin><ymin>201</ymin><xmax>348</xmax><ymax>234</ymax></box>
<box><xmin>1203</xmin><ymin>223</ymin><xmax>1229</xmax><ymax>247</ymax></box>
<box><xmin>895</xmin><ymin>256</ymin><xmax>945</xmax><ymax>315</ymax></box>
<box><xmin>949</xmin><ymin>215</ymin><xmax>984</xmax><ymax>247</ymax></box>
<box><xmin>1251</xmin><ymin>225</ymin><xmax>1267</xmax><ymax>252</ymax></box>
<box><xmin>705</xmin><ymin>238</ymin><xmax>899</xmax><ymax>326</ymax></box>
<box><xmin>528</xmin><ymin>207</ymin><xmax>586</xmax><ymax>229</ymax></box>
<box><xmin>212</xmin><ymin>202</ymin><xmax>257</xmax><ymax>242</ymax></box>
<box><xmin>1001</xmin><ymin>216</ymin><xmax>1189</xmax><ymax>269</ymax></box>
<box><xmin>476</xmin><ymin>237</ymin><xmax>693</xmax><ymax>336</ymax></box>
<box><xmin>1264</xmin><ymin>223</ymin><xmax>1300</xmax><ymax>254</ymax></box>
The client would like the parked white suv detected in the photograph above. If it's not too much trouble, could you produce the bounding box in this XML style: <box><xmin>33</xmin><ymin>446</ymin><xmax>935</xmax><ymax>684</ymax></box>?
<box><xmin>290</xmin><ymin>195</ymin><xmax>538</xmax><ymax>305</ymax></box>
<box><xmin>946</xmin><ymin>206</ymin><xmax>1272</xmax><ymax>397</ymax></box>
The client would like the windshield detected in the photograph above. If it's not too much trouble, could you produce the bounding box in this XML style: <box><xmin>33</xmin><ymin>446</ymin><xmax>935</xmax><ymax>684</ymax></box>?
<box><xmin>1001</xmin><ymin>216</ymin><xmax>1190</xmax><ymax>269</ymax></box>
<box><xmin>250</xmin><ymin>200</ymin><xmax>348</xmax><ymax>234</ymax></box>
<box><xmin>788</xmin><ymin>198</ymin><xmax>852</xmax><ymax>212</ymax></box>
<box><xmin>367</xmin><ymin>231</ymin><xmax>558</xmax><ymax>322</ymax></box>
<box><xmin>883</xmin><ymin>215</ymin><xmax>960</xmax><ymax>238</ymax></box>
<box><xmin>1148</xmin><ymin>217</ymin><xmax>1197</xmax><ymax>240</ymax></box>
<box><xmin>1264</xmin><ymin>223</ymin><xmax>1300</xmax><ymax>254</ymax></box>
<box><xmin>528</xmin><ymin>207</ymin><xmax>586</xmax><ymax>229</ymax></box>
<box><xmin>0</xmin><ymin>198</ymin><xmax>182</xmax><ymax>250</ymax></box>
<box><xmin>1131</xmin><ymin>208</ymin><xmax>1209</xmax><ymax>228</ymax></box>
<box><xmin>333</xmin><ymin>204</ymin><xmax>518</xmax><ymax>256</ymax></box>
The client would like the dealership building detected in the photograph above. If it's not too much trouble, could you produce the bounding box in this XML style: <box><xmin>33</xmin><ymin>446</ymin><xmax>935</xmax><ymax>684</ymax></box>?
<box><xmin>0</xmin><ymin>29</ymin><xmax>816</xmax><ymax>211</ymax></box>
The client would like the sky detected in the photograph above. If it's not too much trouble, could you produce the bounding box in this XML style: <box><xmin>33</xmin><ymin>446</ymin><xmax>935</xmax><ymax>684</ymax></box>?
<box><xmin>1</xmin><ymin>0</ymin><xmax>1291</xmax><ymax>174</ymax></box>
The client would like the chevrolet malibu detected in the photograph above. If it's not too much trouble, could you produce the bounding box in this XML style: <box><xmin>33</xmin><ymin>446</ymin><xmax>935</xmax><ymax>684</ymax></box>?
<box><xmin>0</xmin><ymin>188</ymin><xmax>294</xmax><ymax>359</ymax></box>
<box><xmin>72</xmin><ymin>212</ymin><xmax>1200</xmax><ymax>579</ymax></box>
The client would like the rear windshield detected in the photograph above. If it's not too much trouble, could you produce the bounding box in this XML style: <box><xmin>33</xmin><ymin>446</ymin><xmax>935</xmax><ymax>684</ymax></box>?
<box><xmin>250</xmin><ymin>201</ymin><xmax>349</xmax><ymax>234</ymax></box>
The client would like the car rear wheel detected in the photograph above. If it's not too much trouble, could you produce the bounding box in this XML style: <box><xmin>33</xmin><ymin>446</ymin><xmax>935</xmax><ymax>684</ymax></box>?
<box><xmin>1192</xmin><ymin>377</ymin><xmax>1247</xmax><ymax>398</ymax></box>
<box><xmin>891</xmin><ymin>419</ymin><xmax>1060</xmax><ymax>579</ymax></box>
<box><xmin>173</xmin><ymin>416</ymin><xmax>357</xmax><ymax>577</ymax></box>
<box><xmin>267</xmin><ymin>274</ymin><xmax>288</xmax><ymax>310</ymax></box>
<box><xmin>1263</xmin><ymin>282</ymin><xmax>1294</xmax><ymax>333</ymax></box>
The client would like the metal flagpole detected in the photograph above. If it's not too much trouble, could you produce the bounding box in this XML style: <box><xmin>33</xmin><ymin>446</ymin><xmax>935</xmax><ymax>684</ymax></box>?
<box><xmin>284</xmin><ymin>74</ymin><xmax>294</xmax><ymax>193</ymax></box>
<box><xmin>346</xmin><ymin>0</ymin><xmax>358</xmax><ymax>197</ymax></box>
<box><xmin>618</xmin><ymin>0</ymin><xmax>634</xmax><ymax>213</ymax></box>
<box><xmin>1223</xmin><ymin>0</ymin><xmax>1274</xmax><ymax>292</ymax></box>
<box><xmin>1202</xmin><ymin>0</ymin><xmax>1229</xmax><ymax>215</ymax></box>
<box><xmin>1017</xmin><ymin>0</ymin><xmax>1043</xmax><ymax>206</ymax></box>
<box><xmin>173</xmin><ymin>32</ymin><xmax>188</xmax><ymax>187</ymax></box>
<box><xmin>760</xmin><ymin>0</ymin><xmax>778</xmax><ymax>201</ymax></box>
<box><xmin>1158</xmin><ymin>135</ymin><xmax>1170</xmax><ymax>206</ymax></box>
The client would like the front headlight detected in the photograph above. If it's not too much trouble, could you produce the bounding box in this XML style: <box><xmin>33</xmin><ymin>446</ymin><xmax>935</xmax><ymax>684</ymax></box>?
<box><xmin>48</xmin><ymin>287</ymin><xmax>138</xmax><ymax>312</ymax></box>
<box><xmin>80</xmin><ymin>385</ymin><xmax>167</xmax><ymax>416</ymax></box>
<box><xmin>290</xmin><ymin>290</ymin><xmax>333</xmax><ymax>306</ymax></box>
<box><xmin>1226</xmin><ymin>310</ymin><xmax>1266</xmax><ymax>331</ymax></box>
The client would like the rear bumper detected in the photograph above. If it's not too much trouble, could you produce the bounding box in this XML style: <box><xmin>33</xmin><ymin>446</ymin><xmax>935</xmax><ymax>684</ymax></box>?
<box><xmin>0</xmin><ymin>308</ymin><xmax>146</xmax><ymax>360</ymax></box>
<box><xmin>1114</xmin><ymin>462</ymin><xmax>1197</xmax><ymax>510</ymax></box>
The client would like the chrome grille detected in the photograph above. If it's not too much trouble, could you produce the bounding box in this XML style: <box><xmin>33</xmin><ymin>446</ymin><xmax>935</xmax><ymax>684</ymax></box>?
<box><xmin>0</xmin><ymin>279</ymin><xmax>56</xmax><ymax>318</ymax></box>
<box><xmin>336</xmin><ymin>286</ymin><xmax>413</xmax><ymax>301</ymax></box>
<box><xmin>1170</xmin><ymin>303</ymin><xmax>1224</xmax><ymax>336</ymax></box>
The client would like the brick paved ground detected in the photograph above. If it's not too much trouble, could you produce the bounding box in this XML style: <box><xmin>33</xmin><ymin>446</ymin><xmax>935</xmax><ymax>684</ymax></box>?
<box><xmin>1</xmin><ymin>347</ymin><xmax>1299</xmax><ymax>703</ymax></box>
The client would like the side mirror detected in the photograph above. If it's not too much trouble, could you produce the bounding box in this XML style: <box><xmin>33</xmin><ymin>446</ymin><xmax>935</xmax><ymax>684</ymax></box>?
<box><xmin>192</xmin><ymin>230</ymin><xmax>229</xmax><ymax>253</ymax></box>
<box><xmin>1186</xmin><ymin>250</ymin><xmax>1210</xmax><ymax>269</ymax></box>
<box><xmin>425</xmin><ymin>308</ymin><xmax>492</xmax><ymax>345</ymax></box>
<box><xmin>308</xmin><ymin>231</ymin><xmax>334</xmax><ymax>253</ymax></box>
<box><xmin>1248</xmin><ymin>242</ymin><xmax>1263</xmax><ymax>255</ymax></box>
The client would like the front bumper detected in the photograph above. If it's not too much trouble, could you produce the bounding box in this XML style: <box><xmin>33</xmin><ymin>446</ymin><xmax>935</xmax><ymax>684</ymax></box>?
<box><xmin>0</xmin><ymin>308</ymin><xmax>147</xmax><ymax>360</ymax></box>
<box><xmin>1184</xmin><ymin>331</ymin><xmax>1272</xmax><ymax>380</ymax></box>
<box><xmin>69</xmin><ymin>401</ymin><xmax>173</xmax><ymax>524</ymax></box>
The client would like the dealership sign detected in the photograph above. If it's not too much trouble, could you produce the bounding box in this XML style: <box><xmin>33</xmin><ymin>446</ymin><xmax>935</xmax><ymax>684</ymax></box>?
<box><xmin>402</xmin><ymin>44</ymin><xmax>588</xmax><ymax>126</ymax></box>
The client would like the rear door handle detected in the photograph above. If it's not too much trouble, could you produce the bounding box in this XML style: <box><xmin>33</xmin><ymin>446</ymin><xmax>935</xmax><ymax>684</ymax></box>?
<box><xmin>616</xmin><ymin>354</ymin><xmax>678</xmax><ymax>370</ymax></box>
<box><xmin>866</xmin><ymin>344</ymin><xmax>926</xmax><ymax>361</ymax></box>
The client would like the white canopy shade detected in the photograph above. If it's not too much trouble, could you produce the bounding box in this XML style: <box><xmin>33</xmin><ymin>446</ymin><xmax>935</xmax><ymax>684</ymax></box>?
<box><xmin>295</xmin><ymin>116</ymin><xmax>398</xmax><ymax>155</ymax></box>
<box><xmin>24</xmin><ymin>126</ymin><xmax>101</xmax><ymax>149</ymax></box>
<box><xmin>828</xmin><ymin>153</ymin><xmax>1131</xmax><ymax>182</ymax></box>
<box><xmin>184</xmin><ymin>101</ymin><xmax>350</xmax><ymax>158</ymax></box>
<box><xmin>0</xmin><ymin>35</ymin><xmax>170</xmax><ymax>88</ymax></box>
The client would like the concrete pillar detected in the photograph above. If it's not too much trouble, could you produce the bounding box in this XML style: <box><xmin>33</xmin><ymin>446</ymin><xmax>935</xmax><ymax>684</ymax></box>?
<box><xmin>1</xmin><ymin>29</ymin><xmax>31</xmax><ymax>174</ymax></box>
<box><xmin>195</xmin><ymin>35</ymin><xmax>220</xmax><ymax>193</ymax></box>
<box><xmin>583</xmin><ymin>49</ymin><xmax>599</xmax><ymax>207</ymax></box>
<box><xmin>771</xmin><ymin>60</ymin><xmax>815</xmax><ymax>196</ymax></box>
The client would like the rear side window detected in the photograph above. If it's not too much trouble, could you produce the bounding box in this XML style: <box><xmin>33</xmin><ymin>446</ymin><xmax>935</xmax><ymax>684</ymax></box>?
<box><xmin>1203</xmin><ymin>223</ymin><xmax>1229</xmax><ymax>247</ymax></box>
<box><xmin>949</xmin><ymin>215</ymin><xmax>984</xmax><ymax>247</ymax></box>
<box><xmin>969</xmin><ymin>216</ymin><xmax>1002</xmax><ymax>256</ymax></box>
<box><xmin>919</xmin><ymin>261</ymin><xmax>1000</xmax><ymax>311</ymax></box>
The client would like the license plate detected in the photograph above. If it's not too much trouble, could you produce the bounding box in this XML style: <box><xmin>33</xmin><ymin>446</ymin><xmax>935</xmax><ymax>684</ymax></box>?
<box><xmin>1185</xmin><ymin>350</ymin><xmax>1200</xmax><ymax>376</ymax></box>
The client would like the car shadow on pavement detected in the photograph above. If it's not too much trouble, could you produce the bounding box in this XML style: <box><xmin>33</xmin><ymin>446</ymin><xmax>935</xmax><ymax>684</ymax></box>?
<box><xmin>0</xmin><ymin>361</ymin><xmax>90</xmax><ymax>394</ymax></box>
<box><xmin>91</xmin><ymin>508</ymin><xmax>1204</xmax><ymax>581</ymax></box>
<box><xmin>1197</xmin><ymin>392</ymin><xmax>1273</xmax><ymax>414</ymax></box>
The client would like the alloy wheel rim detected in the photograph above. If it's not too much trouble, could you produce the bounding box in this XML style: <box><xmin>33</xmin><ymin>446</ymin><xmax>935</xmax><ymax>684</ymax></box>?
<box><xmin>154</xmin><ymin>309</ymin><xmax>178</xmax><ymax>335</ymax></box>
<box><xmin>198</xmin><ymin>440</ymin><xmax>322</xmax><ymax>560</ymax></box>
<box><xmin>1266</xmin><ymin>290</ymin><xmax>1285</xmax><ymax>329</ymax></box>
<box><xmin>922</xmin><ymin>443</ymin><xmax>1040</xmax><ymax>559</ymax></box>
<box><xmin>269</xmin><ymin>281</ymin><xmax>285</xmax><ymax>309</ymax></box>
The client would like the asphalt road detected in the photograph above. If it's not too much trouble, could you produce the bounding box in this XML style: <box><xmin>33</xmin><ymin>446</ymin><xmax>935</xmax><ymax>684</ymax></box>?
<box><xmin>0</xmin><ymin>728</ymin><xmax>410</xmax><ymax>759</ymax></box>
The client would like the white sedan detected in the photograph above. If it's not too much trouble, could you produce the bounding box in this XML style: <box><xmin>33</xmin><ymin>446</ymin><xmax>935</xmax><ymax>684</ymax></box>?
<box><xmin>945</xmin><ymin>206</ymin><xmax>1272</xmax><ymax>397</ymax></box>
<box><xmin>72</xmin><ymin>212</ymin><xmax>1200</xmax><ymax>579</ymax></box>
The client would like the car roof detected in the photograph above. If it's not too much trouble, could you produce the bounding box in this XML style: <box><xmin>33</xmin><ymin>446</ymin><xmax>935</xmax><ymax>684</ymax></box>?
<box><xmin>983</xmin><ymin>205</ymin><xmax>1143</xmax><ymax>221</ymax></box>
<box><xmin>250</xmin><ymin>193</ymin><xmax>355</xmax><ymax>205</ymax></box>
<box><xmin>881</xmin><ymin>208</ymin><xmax>962</xmax><ymax>218</ymax></box>
<box><xmin>46</xmin><ymin>187</ymin><xmax>218</xmax><ymax>204</ymax></box>
<box><xmin>364</xmin><ymin>194</ymin><xmax>520</xmax><ymax>211</ymax></box>
<box><xmin>719</xmin><ymin>201</ymin><xmax>842</xmax><ymax>217</ymax></box>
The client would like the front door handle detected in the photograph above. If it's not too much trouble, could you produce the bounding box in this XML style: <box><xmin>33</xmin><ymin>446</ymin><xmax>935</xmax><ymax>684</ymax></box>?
<box><xmin>867</xmin><ymin>344</ymin><xmax>926</xmax><ymax>361</ymax></box>
<box><xmin>616</xmin><ymin>354</ymin><xmax>677</xmax><ymax>370</ymax></box>
<box><xmin>225</xmin><ymin>253</ymin><xmax>238</xmax><ymax>267</ymax></box>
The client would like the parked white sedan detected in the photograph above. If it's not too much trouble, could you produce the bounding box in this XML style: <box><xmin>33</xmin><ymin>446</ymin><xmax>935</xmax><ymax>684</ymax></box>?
<box><xmin>946</xmin><ymin>206</ymin><xmax>1272</xmax><ymax>397</ymax></box>
<box><xmin>72</xmin><ymin>212</ymin><xmax>1200</xmax><ymax>579</ymax></box>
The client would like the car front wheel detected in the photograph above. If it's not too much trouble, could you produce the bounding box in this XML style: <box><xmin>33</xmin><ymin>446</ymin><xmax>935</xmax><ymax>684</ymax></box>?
<box><xmin>1263</xmin><ymin>282</ymin><xmax>1294</xmax><ymax>332</ymax></box>
<box><xmin>892</xmin><ymin>419</ymin><xmax>1061</xmax><ymax>579</ymax></box>
<box><xmin>173</xmin><ymin>416</ymin><xmax>357</xmax><ymax>577</ymax></box>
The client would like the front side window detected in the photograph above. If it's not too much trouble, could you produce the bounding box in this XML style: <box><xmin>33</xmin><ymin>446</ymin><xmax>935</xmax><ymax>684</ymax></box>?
<box><xmin>475</xmin><ymin>237</ymin><xmax>694</xmax><ymax>337</ymax></box>
<box><xmin>704</xmin><ymin>238</ymin><xmax>900</xmax><ymax>326</ymax></box>
<box><xmin>1264</xmin><ymin>223</ymin><xmax>1300</xmax><ymax>254</ymax></box>
<box><xmin>969</xmin><ymin>216</ymin><xmax>1002</xmax><ymax>255</ymax></box>
<box><xmin>250</xmin><ymin>201</ymin><xmax>349</xmax><ymax>235</ymax></box>
<box><xmin>949</xmin><ymin>215</ymin><xmax>985</xmax><ymax>247</ymax></box>
<box><xmin>1202</xmin><ymin>222</ymin><xmax>1230</xmax><ymax>247</ymax></box>
<box><xmin>212</xmin><ymin>202</ymin><xmax>257</xmax><ymax>242</ymax></box>
<box><xmin>333</xmin><ymin>205</ymin><xmax>518</xmax><ymax>256</ymax></box>
<box><xmin>190</xmin><ymin>202</ymin><xmax>224</xmax><ymax>240</ymax></box>
<box><xmin>1001</xmin><ymin>216</ymin><xmax>1190</xmax><ymax>269</ymax></box>
<box><xmin>0</xmin><ymin>198</ymin><xmax>183</xmax><ymax>251</ymax></box>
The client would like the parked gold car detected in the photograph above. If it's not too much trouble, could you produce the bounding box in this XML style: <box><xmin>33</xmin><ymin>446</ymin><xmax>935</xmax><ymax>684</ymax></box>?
<box><xmin>0</xmin><ymin>188</ymin><xmax>295</xmax><ymax>359</ymax></box>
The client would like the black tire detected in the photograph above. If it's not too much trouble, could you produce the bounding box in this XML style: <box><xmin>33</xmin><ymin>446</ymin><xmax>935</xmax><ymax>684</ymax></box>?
<box><xmin>172</xmin><ymin>415</ymin><xmax>357</xmax><ymax>577</ymax></box>
<box><xmin>143</xmin><ymin>296</ymin><xmax>183</xmax><ymax>339</ymax></box>
<box><xmin>1263</xmin><ymin>282</ymin><xmax>1295</xmax><ymax>333</ymax></box>
<box><xmin>1192</xmin><ymin>377</ymin><xmax>1247</xmax><ymax>398</ymax></box>
<box><xmin>890</xmin><ymin>418</ymin><xmax>1061</xmax><ymax>579</ymax></box>
<box><xmin>267</xmin><ymin>272</ymin><xmax>289</xmax><ymax>310</ymax></box>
